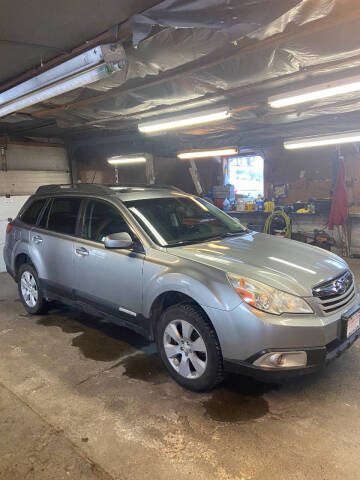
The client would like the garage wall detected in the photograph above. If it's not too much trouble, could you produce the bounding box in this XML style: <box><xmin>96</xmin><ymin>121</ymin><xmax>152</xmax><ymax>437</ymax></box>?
<box><xmin>0</xmin><ymin>195</ymin><xmax>29</xmax><ymax>272</ymax></box>
<box><xmin>263</xmin><ymin>145</ymin><xmax>360</xmax><ymax>207</ymax></box>
<box><xmin>263</xmin><ymin>145</ymin><xmax>334</xmax><ymax>204</ymax></box>
<box><xmin>74</xmin><ymin>149</ymin><xmax>199</xmax><ymax>193</ymax></box>
<box><xmin>0</xmin><ymin>142</ymin><xmax>70</xmax><ymax>273</ymax></box>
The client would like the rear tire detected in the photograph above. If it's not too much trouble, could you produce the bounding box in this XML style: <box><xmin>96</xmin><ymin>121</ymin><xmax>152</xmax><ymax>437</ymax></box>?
<box><xmin>156</xmin><ymin>303</ymin><xmax>223</xmax><ymax>392</ymax></box>
<box><xmin>18</xmin><ymin>264</ymin><xmax>48</xmax><ymax>315</ymax></box>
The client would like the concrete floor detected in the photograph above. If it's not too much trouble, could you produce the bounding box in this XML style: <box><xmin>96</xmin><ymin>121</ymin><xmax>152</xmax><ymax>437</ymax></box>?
<box><xmin>1</xmin><ymin>261</ymin><xmax>360</xmax><ymax>480</ymax></box>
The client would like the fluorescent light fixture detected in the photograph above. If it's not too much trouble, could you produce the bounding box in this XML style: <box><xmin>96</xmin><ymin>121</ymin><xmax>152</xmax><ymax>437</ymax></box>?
<box><xmin>0</xmin><ymin>47</ymin><xmax>104</xmax><ymax>106</ymax></box>
<box><xmin>107</xmin><ymin>155</ymin><xmax>147</xmax><ymax>165</ymax></box>
<box><xmin>269</xmin><ymin>73</ymin><xmax>360</xmax><ymax>108</ymax></box>
<box><xmin>0</xmin><ymin>66</ymin><xmax>108</xmax><ymax>117</ymax></box>
<box><xmin>0</xmin><ymin>45</ymin><xmax>124</xmax><ymax>117</ymax></box>
<box><xmin>138</xmin><ymin>107</ymin><xmax>230</xmax><ymax>133</ymax></box>
<box><xmin>284</xmin><ymin>131</ymin><xmax>360</xmax><ymax>150</ymax></box>
<box><xmin>177</xmin><ymin>147</ymin><xmax>238</xmax><ymax>159</ymax></box>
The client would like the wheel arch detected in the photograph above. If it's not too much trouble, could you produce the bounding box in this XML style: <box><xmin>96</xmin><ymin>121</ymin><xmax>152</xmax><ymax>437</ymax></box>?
<box><xmin>148</xmin><ymin>290</ymin><xmax>218</xmax><ymax>342</ymax></box>
<box><xmin>14</xmin><ymin>253</ymin><xmax>33</xmax><ymax>281</ymax></box>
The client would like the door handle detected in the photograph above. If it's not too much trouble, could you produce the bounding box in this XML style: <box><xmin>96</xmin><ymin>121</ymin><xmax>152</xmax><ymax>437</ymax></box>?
<box><xmin>75</xmin><ymin>247</ymin><xmax>89</xmax><ymax>257</ymax></box>
<box><xmin>32</xmin><ymin>235</ymin><xmax>43</xmax><ymax>245</ymax></box>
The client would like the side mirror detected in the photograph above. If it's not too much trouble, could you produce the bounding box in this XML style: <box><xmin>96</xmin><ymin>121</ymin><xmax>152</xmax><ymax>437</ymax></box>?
<box><xmin>104</xmin><ymin>232</ymin><xmax>133</xmax><ymax>249</ymax></box>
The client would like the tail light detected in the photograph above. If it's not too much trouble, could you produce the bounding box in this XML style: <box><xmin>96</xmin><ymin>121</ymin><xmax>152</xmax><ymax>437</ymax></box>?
<box><xmin>6</xmin><ymin>222</ymin><xmax>13</xmax><ymax>234</ymax></box>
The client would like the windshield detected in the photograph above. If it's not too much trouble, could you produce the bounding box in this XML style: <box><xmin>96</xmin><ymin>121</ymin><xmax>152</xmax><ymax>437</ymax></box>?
<box><xmin>124</xmin><ymin>195</ymin><xmax>246</xmax><ymax>247</ymax></box>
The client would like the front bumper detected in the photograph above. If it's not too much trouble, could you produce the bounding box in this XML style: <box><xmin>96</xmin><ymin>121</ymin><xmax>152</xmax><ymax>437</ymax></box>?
<box><xmin>203</xmin><ymin>296</ymin><xmax>360</xmax><ymax>380</ymax></box>
<box><xmin>224</xmin><ymin>325</ymin><xmax>360</xmax><ymax>380</ymax></box>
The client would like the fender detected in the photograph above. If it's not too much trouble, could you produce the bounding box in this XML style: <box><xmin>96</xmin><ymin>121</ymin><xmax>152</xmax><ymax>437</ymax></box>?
<box><xmin>11</xmin><ymin>237</ymin><xmax>32</xmax><ymax>276</ymax></box>
<box><xmin>142</xmin><ymin>250</ymin><xmax>242</xmax><ymax>318</ymax></box>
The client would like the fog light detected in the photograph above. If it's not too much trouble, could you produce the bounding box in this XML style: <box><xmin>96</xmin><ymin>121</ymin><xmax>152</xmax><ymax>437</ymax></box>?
<box><xmin>253</xmin><ymin>351</ymin><xmax>307</xmax><ymax>369</ymax></box>
<box><xmin>269</xmin><ymin>353</ymin><xmax>285</xmax><ymax>366</ymax></box>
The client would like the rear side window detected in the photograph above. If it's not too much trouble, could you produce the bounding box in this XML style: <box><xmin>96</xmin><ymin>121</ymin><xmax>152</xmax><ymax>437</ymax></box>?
<box><xmin>21</xmin><ymin>199</ymin><xmax>46</xmax><ymax>226</ymax></box>
<box><xmin>47</xmin><ymin>198</ymin><xmax>81</xmax><ymax>235</ymax></box>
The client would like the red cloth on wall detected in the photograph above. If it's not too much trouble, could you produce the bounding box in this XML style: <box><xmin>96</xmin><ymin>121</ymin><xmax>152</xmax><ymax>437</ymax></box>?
<box><xmin>328</xmin><ymin>156</ymin><xmax>348</xmax><ymax>230</ymax></box>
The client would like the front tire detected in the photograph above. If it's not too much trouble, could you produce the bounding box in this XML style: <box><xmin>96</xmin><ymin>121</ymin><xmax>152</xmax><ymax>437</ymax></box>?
<box><xmin>156</xmin><ymin>303</ymin><xmax>223</xmax><ymax>392</ymax></box>
<box><xmin>18</xmin><ymin>264</ymin><xmax>48</xmax><ymax>315</ymax></box>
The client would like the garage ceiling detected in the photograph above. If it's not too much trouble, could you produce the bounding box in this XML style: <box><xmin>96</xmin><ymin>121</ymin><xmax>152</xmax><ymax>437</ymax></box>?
<box><xmin>2</xmin><ymin>0</ymin><xmax>360</xmax><ymax>154</ymax></box>
<box><xmin>0</xmin><ymin>0</ymin><xmax>160</xmax><ymax>84</ymax></box>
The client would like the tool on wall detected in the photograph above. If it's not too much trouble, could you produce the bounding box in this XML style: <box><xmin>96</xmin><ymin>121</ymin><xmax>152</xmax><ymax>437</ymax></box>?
<box><xmin>189</xmin><ymin>159</ymin><xmax>203</xmax><ymax>195</ymax></box>
<box><xmin>0</xmin><ymin>137</ymin><xmax>8</xmax><ymax>172</ymax></box>
<box><xmin>145</xmin><ymin>154</ymin><xmax>155</xmax><ymax>184</ymax></box>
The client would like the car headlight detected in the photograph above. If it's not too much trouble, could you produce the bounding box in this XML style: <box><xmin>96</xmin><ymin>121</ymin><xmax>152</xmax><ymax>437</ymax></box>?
<box><xmin>227</xmin><ymin>273</ymin><xmax>313</xmax><ymax>315</ymax></box>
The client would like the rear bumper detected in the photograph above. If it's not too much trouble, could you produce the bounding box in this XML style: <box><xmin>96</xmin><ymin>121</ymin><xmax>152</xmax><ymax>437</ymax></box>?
<box><xmin>224</xmin><ymin>324</ymin><xmax>360</xmax><ymax>381</ymax></box>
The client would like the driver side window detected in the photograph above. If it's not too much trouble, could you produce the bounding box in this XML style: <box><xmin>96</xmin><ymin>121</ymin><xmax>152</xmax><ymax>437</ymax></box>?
<box><xmin>83</xmin><ymin>200</ymin><xmax>130</xmax><ymax>243</ymax></box>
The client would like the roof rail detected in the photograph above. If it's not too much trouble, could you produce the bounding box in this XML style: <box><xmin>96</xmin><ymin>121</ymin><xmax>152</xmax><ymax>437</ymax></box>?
<box><xmin>104</xmin><ymin>183</ymin><xmax>184</xmax><ymax>192</ymax></box>
<box><xmin>35</xmin><ymin>183</ymin><xmax>184</xmax><ymax>195</ymax></box>
<box><xmin>35</xmin><ymin>184</ymin><xmax>114</xmax><ymax>195</ymax></box>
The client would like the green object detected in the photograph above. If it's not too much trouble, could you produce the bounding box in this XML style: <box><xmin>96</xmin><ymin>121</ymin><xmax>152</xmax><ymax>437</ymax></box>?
<box><xmin>263</xmin><ymin>210</ymin><xmax>292</xmax><ymax>238</ymax></box>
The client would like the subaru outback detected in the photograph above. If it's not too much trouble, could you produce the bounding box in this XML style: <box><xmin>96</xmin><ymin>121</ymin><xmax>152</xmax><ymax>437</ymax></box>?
<box><xmin>4</xmin><ymin>184</ymin><xmax>360</xmax><ymax>391</ymax></box>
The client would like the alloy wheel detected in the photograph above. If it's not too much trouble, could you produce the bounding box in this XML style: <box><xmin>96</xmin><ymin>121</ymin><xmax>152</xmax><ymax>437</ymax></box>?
<box><xmin>163</xmin><ymin>319</ymin><xmax>208</xmax><ymax>379</ymax></box>
<box><xmin>20</xmin><ymin>271</ymin><xmax>39</xmax><ymax>308</ymax></box>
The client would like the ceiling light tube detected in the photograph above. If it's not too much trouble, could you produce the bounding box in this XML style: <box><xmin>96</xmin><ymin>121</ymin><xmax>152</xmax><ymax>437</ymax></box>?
<box><xmin>0</xmin><ymin>65</ymin><xmax>109</xmax><ymax>117</ymax></box>
<box><xmin>284</xmin><ymin>131</ymin><xmax>360</xmax><ymax>150</ymax></box>
<box><xmin>269</xmin><ymin>74</ymin><xmax>360</xmax><ymax>108</ymax></box>
<box><xmin>177</xmin><ymin>147</ymin><xmax>238</xmax><ymax>159</ymax></box>
<box><xmin>0</xmin><ymin>47</ymin><xmax>104</xmax><ymax>107</ymax></box>
<box><xmin>107</xmin><ymin>155</ymin><xmax>147</xmax><ymax>165</ymax></box>
<box><xmin>0</xmin><ymin>44</ymin><xmax>125</xmax><ymax>118</ymax></box>
<box><xmin>138</xmin><ymin>107</ymin><xmax>230</xmax><ymax>133</ymax></box>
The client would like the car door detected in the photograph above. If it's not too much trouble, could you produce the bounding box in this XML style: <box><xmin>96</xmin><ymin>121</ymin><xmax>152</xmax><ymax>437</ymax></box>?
<box><xmin>73</xmin><ymin>198</ymin><xmax>144</xmax><ymax>324</ymax></box>
<box><xmin>30</xmin><ymin>196</ymin><xmax>82</xmax><ymax>299</ymax></box>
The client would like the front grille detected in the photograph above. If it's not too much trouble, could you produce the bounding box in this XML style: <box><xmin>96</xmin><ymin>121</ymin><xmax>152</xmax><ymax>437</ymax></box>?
<box><xmin>313</xmin><ymin>271</ymin><xmax>356</xmax><ymax>315</ymax></box>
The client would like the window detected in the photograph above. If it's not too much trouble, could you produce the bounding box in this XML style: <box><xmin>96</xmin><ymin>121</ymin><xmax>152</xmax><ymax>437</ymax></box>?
<box><xmin>125</xmin><ymin>196</ymin><xmax>246</xmax><ymax>247</ymax></box>
<box><xmin>228</xmin><ymin>155</ymin><xmax>264</xmax><ymax>197</ymax></box>
<box><xmin>38</xmin><ymin>200</ymin><xmax>52</xmax><ymax>229</ymax></box>
<box><xmin>21</xmin><ymin>199</ymin><xmax>46</xmax><ymax>225</ymax></box>
<box><xmin>47</xmin><ymin>198</ymin><xmax>81</xmax><ymax>235</ymax></box>
<box><xmin>83</xmin><ymin>200</ymin><xmax>130</xmax><ymax>242</ymax></box>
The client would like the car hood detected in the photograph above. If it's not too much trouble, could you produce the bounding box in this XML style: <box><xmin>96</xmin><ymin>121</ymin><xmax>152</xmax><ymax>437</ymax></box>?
<box><xmin>168</xmin><ymin>232</ymin><xmax>348</xmax><ymax>297</ymax></box>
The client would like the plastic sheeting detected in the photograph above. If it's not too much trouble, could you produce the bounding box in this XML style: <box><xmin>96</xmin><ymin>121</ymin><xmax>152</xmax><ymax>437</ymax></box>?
<box><xmin>3</xmin><ymin>0</ymin><xmax>360</xmax><ymax>150</ymax></box>
<box><xmin>130</xmin><ymin>0</ymin><xmax>330</xmax><ymax>45</ymax></box>
<box><xmin>79</xmin><ymin>0</ymin><xmax>360</xmax><ymax>124</ymax></box>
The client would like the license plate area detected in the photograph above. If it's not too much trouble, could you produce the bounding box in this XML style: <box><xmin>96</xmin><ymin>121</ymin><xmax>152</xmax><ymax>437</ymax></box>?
<box><xmin>342</xmin><ymin>307</ymin><xmax>360</xmax><ymax>339</ymax></box>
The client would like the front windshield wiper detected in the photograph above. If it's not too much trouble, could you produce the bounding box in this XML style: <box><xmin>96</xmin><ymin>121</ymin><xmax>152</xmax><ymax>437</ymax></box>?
<box><xmin>166</xmin><ymin>238</ymin><xmax>214</xmax><ymax>247</ymax></box>
<box><xmin>165</xmin><ymin>231</ymin><xmax>247</xmax><ymax>247</ymax></box>
<box><xmin>220</xmin><ymin>231</ymin><xmax>248</xmax><ymax>238</ymax></box>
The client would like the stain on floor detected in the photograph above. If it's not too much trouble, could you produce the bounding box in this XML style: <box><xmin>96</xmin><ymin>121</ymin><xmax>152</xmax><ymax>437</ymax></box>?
<box><xmin>37</xmin><ymin>308</ymin><xmax>151</xmax><ymax>362</ymax></box>
<box><xmin>121</xmin><ymin>353</ymin><xmax>167</xmax><ymax>384</ymax></box>
<box><xmin>203</xmin><ymin>390</ymin><xmax>269</xmax><ymax>422</ymax></box>
<box><xmin>203</xmin><ymin>375</ymin><xmax>277</xmax><ymax>422</ymax></box>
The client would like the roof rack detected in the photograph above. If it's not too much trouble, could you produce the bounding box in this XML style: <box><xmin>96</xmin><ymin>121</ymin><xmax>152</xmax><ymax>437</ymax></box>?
<box><xmin>35</xmin><ymin>184</ymin><xmax>114</xmax><ymax>195</ymax></box>
<box><xmin>104</xmin><ymin>183</ymin><xmax>184</xmax><ymax>192</ymax></box>
<box><xmin>35</xmin><ymin>183</ymin><xmax>184</xmax><ymax>196</ymax></box>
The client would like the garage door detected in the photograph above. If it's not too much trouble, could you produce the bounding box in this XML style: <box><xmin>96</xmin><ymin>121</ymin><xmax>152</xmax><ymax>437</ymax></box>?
<box><xmin>0</xmin><ymin>143</ymin><xmax>70</xmax><ymax>195</ymax></box>
<box><xmin>0</xmin><ymin>142</ymin><xmax>71</xmax><ymax>272</ymax></box>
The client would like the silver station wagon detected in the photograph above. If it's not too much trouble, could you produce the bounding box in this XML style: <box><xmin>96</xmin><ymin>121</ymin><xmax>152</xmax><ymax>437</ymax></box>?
<box><xmin>4</xmin><ymin>184</ymin><xmax>360</xmax><ymax>391</ymax></box>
